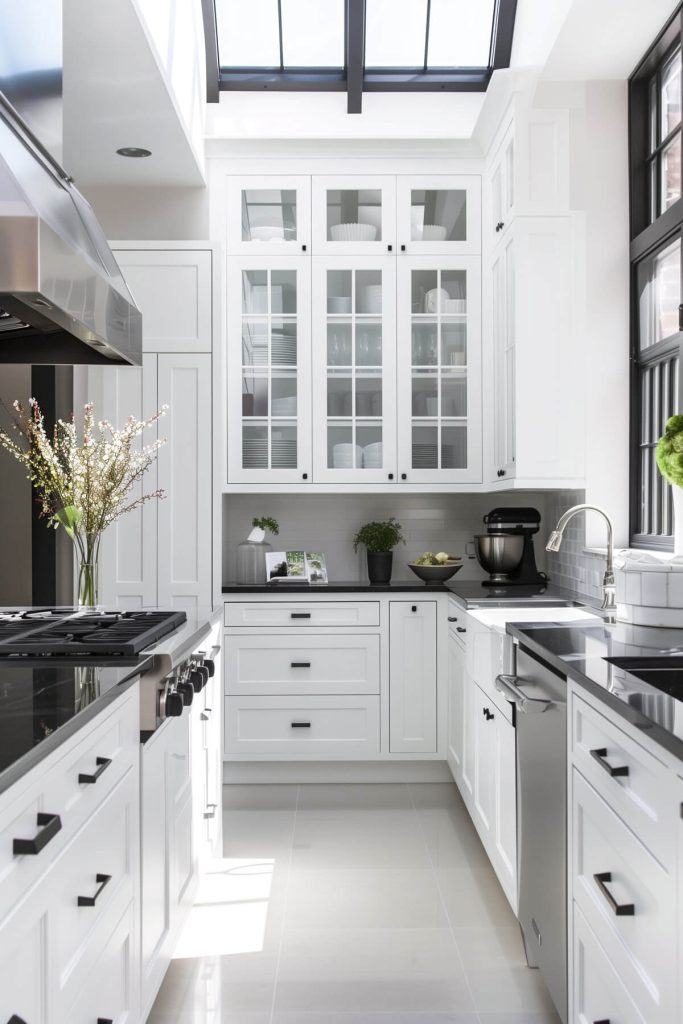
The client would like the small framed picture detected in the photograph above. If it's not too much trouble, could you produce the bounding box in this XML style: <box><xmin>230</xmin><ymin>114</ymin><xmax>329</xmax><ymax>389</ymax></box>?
<box><xmin>266</xmin><ymin>550</ymin><xmax>309</xmax><ymax>583</ymax></box>
<box><xmin>305</xmin><ymin>552</ymin><xmax>328</xmax><ymax>585</ymax></box>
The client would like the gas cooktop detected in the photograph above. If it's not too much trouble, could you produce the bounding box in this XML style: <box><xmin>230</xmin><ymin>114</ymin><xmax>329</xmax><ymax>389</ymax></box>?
<box><xmin>0</xmin><ymin>608</ymin><xmax>187</xmax><ymax>658</ymax></box>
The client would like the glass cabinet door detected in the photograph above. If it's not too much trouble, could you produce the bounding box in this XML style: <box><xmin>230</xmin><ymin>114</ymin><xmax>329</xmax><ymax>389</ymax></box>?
<box><xmin>312</xmin><ymin>256</ymin><xmax>396</xmax><ymax>482</ymax></box>
<box><xmin>224</xmin><ymin>176</ymin><xmax>311</xmax><ymax>254</ymax></box>
<box><xmin>397</xmin><ymin>256</ymin><xmax>481</xmax><ymax>483</ymax></box>
<box><xmin>396</xmin><ymin>175</ymin><xmax>481</xmax><ymax>254</ymax></box>
<box><xmin>312</xmin><ymin>176</ymin><xmax>396</xmax><ymax>254</ymax></box>
<box><xmin>227</xmin><ymin>256</ymin><xmax>311</xmax><ymax>482</ymax></box>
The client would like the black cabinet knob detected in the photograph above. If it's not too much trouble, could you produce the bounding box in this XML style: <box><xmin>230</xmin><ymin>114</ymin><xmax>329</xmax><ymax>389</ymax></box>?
<box><xmin>98</xmin><ymin>1019</ymin><xmax>114</xmax><ymax>1024</ymax></box>
<box><xmin>387</xmin><ymin>244</ymin><xmax>393</xmax><ymax>252</ymax></box>
<box><xmin>497</xmin><ymin>469</ymin><xmax>506</xmax><ymax>477</ymax></box>
<box><xmin>448</xmin><ymin>616</ymin><xmax>458</xmax><ymax>622</ymax></box>
<box><xmin>400</xmin><ymin>244</ymin><xmax>406</xmax><ymax>252</ymax></box>
<box><xmin>302</xmin><ymin>472</ymin><xmax>308</xmax><ymax>480</ymax></box>
<box><xmin>495</xmin><ymin>221</ymin><xmax>504</xmax><ymax>232</ymax></box>
<box><xmin>388</xmin><ymin>473</ymin><xmax>394</xmax><ymax>480</ymax></box>
<box><xmin>302</xmin><ymin>244</ymin><xmax>307</xmax><ymax>252</ymax></box>
<box><xmin>411</xmin><ymin>605</ymin><xmax>417</xmax><ymax>612</ymax></box>
<box><xmin>401</xmin><ymin>472</ymin><xmax>407</xmax><ymax>480</ymax></box>
<box><xmin>456</xmin><ymin>626</ymin><xmax>466</xmax><ymax>633</ymax></box>
<box><xmin>8</xmin><ymin>1015</ymin><xmax>28</xmax><ymax>1023</ymax></box>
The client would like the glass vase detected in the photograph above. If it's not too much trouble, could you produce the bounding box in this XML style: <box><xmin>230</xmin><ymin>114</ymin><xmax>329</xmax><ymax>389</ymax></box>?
<box><xmin>77</xmin><ymin>560</ymin><xmax>99</xmax><ymax>610</ymax></box>
<box><xmin>236</xmin><ymin>538</ymin><xmax>272</xmax><ymax>585</ymax></box>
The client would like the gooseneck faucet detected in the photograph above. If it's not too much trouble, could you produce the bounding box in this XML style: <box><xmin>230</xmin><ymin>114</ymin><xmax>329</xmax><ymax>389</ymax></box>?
<box><xmin>545</xmin><ymin>504</ymin><xmax>616</xmax><ymax>622</ymax></box>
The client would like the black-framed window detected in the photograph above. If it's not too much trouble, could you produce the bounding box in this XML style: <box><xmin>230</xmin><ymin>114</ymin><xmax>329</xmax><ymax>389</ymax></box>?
<box><xmin>629</xmin><ymin>7</ymin><xmax>683</xmax><ymax>549</ymax></box>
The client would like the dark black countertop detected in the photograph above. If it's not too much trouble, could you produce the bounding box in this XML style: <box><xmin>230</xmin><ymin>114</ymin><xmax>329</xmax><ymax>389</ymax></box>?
<box><xmin>508</xmin><ymin>620</ymin><xmax>683</xmax><ymax>761</ymax></box>
<box><xmin>223</xmin><ymin>580</ymin><xmax>454</xmax><ymax>593</ymax></box>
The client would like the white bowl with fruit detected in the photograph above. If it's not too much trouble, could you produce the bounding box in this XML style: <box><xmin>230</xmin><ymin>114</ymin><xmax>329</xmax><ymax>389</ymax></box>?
<box><xmin>407</xmin><ymin>551</ymin><xmax>463</xmax><ymax>584</ymax></box>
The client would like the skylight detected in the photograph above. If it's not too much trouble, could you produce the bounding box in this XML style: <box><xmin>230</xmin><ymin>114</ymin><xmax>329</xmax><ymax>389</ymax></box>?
<box><xmin>207</xmin><ymin>0</ymin><xmax>516</xmax><ymax>112</ymax></box>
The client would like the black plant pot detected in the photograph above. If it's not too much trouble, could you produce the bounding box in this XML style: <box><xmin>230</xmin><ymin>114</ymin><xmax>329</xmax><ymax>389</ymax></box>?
<box><xmin>367</xmin><ymin>550</ymin><xmax>393</xmax><ymax>585</ymax></box>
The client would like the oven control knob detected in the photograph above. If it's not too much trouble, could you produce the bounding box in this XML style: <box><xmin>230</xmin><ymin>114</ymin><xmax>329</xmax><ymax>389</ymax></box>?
<box><xmin>177</xmin><ymin>681</ymin><xmax>194</xmax><ymax>707</ymax></box>
<box><xmin>165</xmin><ymin>691</ymin><xmax>184</xmax><ymax>717</ymax></box>
<box><xmin>203</xmin><ymin>658</ymin><xmax>215</xmax><ymax>678</ymax></box>
<box><xmin>198</xmin><ymin>666</ymin><xmax>210</xmax><ymax>688</ymax></box>
<box><xmin>190</xmin><ymin>669</ymin><xmax>204</xmax><ymax>693</ymax></box>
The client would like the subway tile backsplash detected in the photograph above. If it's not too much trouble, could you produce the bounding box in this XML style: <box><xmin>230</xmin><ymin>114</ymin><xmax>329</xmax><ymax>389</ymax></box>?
<box><xmin>222</xmin><ymin>492</ymin><xmax>562</xmax><ymax>585</ymax></box>
<box><xmin>543</xmin><ymin>489</ymin><xmax>606</xmax><ymax>602</ymax></box>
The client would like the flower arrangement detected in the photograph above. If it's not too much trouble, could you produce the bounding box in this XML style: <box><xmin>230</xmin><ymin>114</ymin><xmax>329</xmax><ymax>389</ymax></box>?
<box><xmin>656</xmin><ymin>414</ymin><xmax>683</xmax><ymax>486</ymax></box>
<box><xmin>0</xmin><ymin>398</ymin><xmax>168</xmax><ymax>607</ymax></box>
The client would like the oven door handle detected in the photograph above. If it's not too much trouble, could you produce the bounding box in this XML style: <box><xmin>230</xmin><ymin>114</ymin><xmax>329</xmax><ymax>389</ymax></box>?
<box><xmin>495</xmin><ymin>674</ymin><xmax>553</xmax><ymax>714</ymax></box>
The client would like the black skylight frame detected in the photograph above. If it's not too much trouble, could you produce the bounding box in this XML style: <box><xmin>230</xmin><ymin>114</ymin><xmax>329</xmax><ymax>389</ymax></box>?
<box><xmin>203</xmin><ymin>0</ymin><xmax>517</xmax><ymax>112</ymax></box>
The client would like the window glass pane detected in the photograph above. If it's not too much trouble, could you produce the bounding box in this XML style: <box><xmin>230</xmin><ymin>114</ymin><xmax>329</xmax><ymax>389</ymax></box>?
<box><xmin>428</xmin><ymin>0</ymin><xmax>495</xmax><ymax>67</ymax></box>
<box><xmin>327</xmin><ymin>189</ymin><xmax>382</xmax><ymax>241</ymax></box>
<box><xmin>637</xmin><ymin>238</ymin><xmax>681</xmax><ymax>349</ymax></box>
<box><xmin>365</xmin><ymin>0</ymin><xmax>428</xmax><ymax>67</ymax></box>
<box><xmin>410</xmin><ymin>189</ymin><xmax>467</xmax><ymax>241</ymax></box>
<box><xmin>649</xmin><ymin>76</ymin><xmax>658</xmax><ymax>153</ymax></box>
<box><xmin>661</xmin><ymin>48</ymin><xmax>682</xmax><ymax>138</ymax></box>
<box><xmin>216</xmin><ymin>0</ymin><xmax>280</xmax><ymax>67</ymax></box>
<box><xmin>281</xmin><ymin>0</ymin><xmax>345</xmax><ymax>67</ymax></box>
<box><xmin>242</xmin><ymin>189</ymin><xmax>297</xmax><ymax>242</ymax></box>
<box><xmin>661</xmin><ymin>131</ymin><xmax>681</xmax><ymax>212</ymax></box>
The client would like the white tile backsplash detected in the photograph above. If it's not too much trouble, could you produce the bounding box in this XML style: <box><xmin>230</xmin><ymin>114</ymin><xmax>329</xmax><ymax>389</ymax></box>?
<box><xmin>222</xmin><ymin>492</ymin><xmax>557</xmax><ymax>585</ymax></box>
<box><xmin>542</xmin><ymin>489</ymin><xmax>608</xmax><ymax>602</ymax></box>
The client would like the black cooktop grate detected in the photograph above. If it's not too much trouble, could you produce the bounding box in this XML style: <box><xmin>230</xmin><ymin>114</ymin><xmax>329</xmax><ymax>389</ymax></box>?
<box><xmin>0</xmin><ymin>610</ymin><xmax>187</xmax><ymax>657</ymax></box>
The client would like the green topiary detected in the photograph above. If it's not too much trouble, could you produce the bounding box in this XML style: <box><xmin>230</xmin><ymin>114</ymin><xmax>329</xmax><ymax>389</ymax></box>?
<box><xmin>353</xmin><ymin>517</ymin><xmax>404</xmax><ymax>554</ymax></box>
<box><xmin>252</xmin><ymin>516</ymin><xmax>279</xmax><ymax>535</ymax></box>
<box><xmin>656</xmin><ymin>415</ymin><xmax>683</xmax><ymax>487</ymax></box>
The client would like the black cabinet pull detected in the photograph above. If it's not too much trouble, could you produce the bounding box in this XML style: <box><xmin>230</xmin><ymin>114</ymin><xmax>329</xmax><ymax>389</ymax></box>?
<box><xmin>593</xmin><ymin>1020</ymin><xmax>611</xmax><ymax>1024</ymax></box>
<box><xmin>8</xmin><ymin>1016</ymin><xmax>28</xmax><ymax>1023</ymax></box>
<box><xmin>13</xmin><ymin>812</ymin><xmax>62</xmax><ymax>856</ymax></box>
<box><xmin>495</xmin><ymin>221</ymin><xmax>504</xmax><ymax>232</ymax></box>
<box><xmin>679</xmin><ymin>303</ymin><xmax>683</xmax><ymax>332</ymax></box>
<box><xmin>291</xmin><ymin>662</ymin><xmax>311</xmax><ymax>668</ymax></box>
<box><xmin>483</xmin><ymin>707</ymin><xmax>494</xmax><ymax>721</ymax></box>
<box><xmin>411</xmin><ymin>605</ymin><xmax>417</xmax><ymax>612</ymax></box>
<box><xmin>302</xmin><ymin>244</ymin><xmax>307</xmax><ymax>252</ymax></box>
<box><xmin>78</xmin><ymin>873</ymin><xmax>112</xmax><ymax>907</ymax></box>
<box><xmin>203</xmin><ymin>803</ymin><xmax>219</xmax><ymax>819</ymax></box>
<box><xmin>98</xmin><ymin>1019</ymin><xmax>114</xmax><ymax>1024</ymax></box>
<box><xmin>497</xmin><ymin>469</ymin><xmax>506</xmax><ymax>477</ymax></box>
<box><xmin>590</xmin><ymin>747</ymin><xmax>629</xmax><ymax>778</ymax></box>
<box><xmin>448</xmin><ymin>616</ymin><xmax>458</xmax><ymax>622</ymax></box>
<box><xmin>388</xmin><ymin>473</ymin><xmax>394</xmax><ymax>480</ymax></box>
<box><xmin>401</xmin><ymin>472</ymin><xmax>407</xmax><ymax>480</ymax></box>
<box><xmin>593</xmin><ymin>872</ymin><xmax>634</xmax><ymax>916</ymax></box>
<box><xmin>78</xmin><ymin>756</ymin><xmax>112</xmax><ymax>785</ymax></box>
<box><xmin>302</xmin><ymin>472</ymin><xmax>308</xmax><ymax>480</ymax></box>
<box><xmin>291</xmin><ymin>721</ymin><xmax>311</xmax><ymax>728</ymax></box>
<box><xmin>456</xmin><ymin>626</ymin><xmax>466</xmax><ymax>633</ymax></box>
<box><xmin>291</xmin><ymin>612</ymin><xmax>311</xmax><ymax>619</ymax></box>
<box><xmin>387</xmin><ymin>244</ymin><xmax>393</xmax><ymax>252</ymax></box>
<box><xmin>400</xmin><ymin>244</ymin><xmax>406</xmax><ymax>252</ymax></box>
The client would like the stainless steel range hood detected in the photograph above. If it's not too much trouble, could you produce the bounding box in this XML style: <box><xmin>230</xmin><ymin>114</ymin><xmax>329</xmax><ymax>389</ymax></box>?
<box><xmin>0</xmin><ymin>0</ymin><xmax>142</xmax><ymax>365</ymax></box>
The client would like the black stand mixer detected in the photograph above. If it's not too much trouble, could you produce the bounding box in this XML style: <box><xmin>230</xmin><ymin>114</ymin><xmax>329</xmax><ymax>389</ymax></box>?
<box><xmin>474</xmin><ymin>507</ymin><xmax>548</xmax><ymax>586</ymax></box>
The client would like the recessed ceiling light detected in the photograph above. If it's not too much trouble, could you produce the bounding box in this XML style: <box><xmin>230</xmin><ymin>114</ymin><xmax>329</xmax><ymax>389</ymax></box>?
<box><xmin>116</xmin><ymin>147</ymin><xmax>152</xmax><ymax>158</ymax></box>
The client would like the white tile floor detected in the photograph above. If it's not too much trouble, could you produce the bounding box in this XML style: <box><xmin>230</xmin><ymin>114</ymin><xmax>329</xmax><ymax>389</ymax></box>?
<box><xmin>148</xmin><ymin>783</ymin><xmax>561</xmax><ymax>1024</ymax></box>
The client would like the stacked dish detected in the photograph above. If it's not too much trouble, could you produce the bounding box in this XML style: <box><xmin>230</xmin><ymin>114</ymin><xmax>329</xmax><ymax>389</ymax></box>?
<box><xmin>330</xmin><ymin>223</ymin><xmax>377</xmax><ymax>242</ymax></box>
<box><xmin>242</xmin><ymin>438</ymin><xmax>268</xmax><ymax>468</ymax></box>
<box><xmin>272</xmin><ymin>396</ymin><xmax>297</xmax><ymax>416</ymax></box>
<box><xmin>421</xmin><ymin>224</ymin><xmax>447</xmax><ymax>241</ymax></box>
<box><xmin>271</xmin><ymin>438</ymin><xmax>297</xmax><ymax>468</ymax></box>
<box><xmin>362</xmin><ymin>442</ymin><xmax>383</xmax><ymax>468</ymax></box>
<box><xmin>358</xmin><ymin>284</ymin><xmax>382</xmax><ymax>313</ymax></box>
<box><xmin>329</xmin><ymin>296</ymin><xmax>352</xmax><ymax>314</ymax></box>
<box><xmin>412</xmin><ymin>444</ymin><xmax>438</xmax><ymax>468</ymax></box>
<box><xmin>332</xmin><ymin>443</ymin><xmax>361</xmax><ymax>468</ymax></box>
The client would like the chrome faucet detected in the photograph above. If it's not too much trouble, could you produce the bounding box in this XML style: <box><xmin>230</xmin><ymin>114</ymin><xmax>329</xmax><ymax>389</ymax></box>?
<box><xmin>545</xmin><ymin>504</ymin><xmax>616</xmax><ymax>622</ymax></box>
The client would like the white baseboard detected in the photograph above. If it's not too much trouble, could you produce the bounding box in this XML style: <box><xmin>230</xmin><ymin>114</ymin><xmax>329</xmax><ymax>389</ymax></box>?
<box><xmin>222</xmin><ymin>759</ymin><xmax>452</xmax><ymax>784</ymax></box>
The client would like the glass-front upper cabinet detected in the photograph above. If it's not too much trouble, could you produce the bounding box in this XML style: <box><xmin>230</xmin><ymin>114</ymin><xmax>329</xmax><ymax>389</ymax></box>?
<box><xmin>312</xmin><ymin>256</ymin><xmax>396</xmax><ymax>482</ymax></box>
<box><xmin>397</xmin><ymin>256</ymin><xmax>481</xmax><ymax>483</ymax></box>
<box><xmin>396</xmin><ymin>176</ymin><xmax>481</xmax><ymax>255</ymax></box>
<box><xmin>226</xmin><ymin>256</ymin><xmax>311</xmax><ymax>483</ymax></box>
<box><xmin>312</xmin><ymin>176</ymin><xmax>396</xmax><ymax>254</ymax></box>
<box><xmin>225</xmin><ymin>176</ymin><xmax>311</xmax><ymax>254</ymax></box>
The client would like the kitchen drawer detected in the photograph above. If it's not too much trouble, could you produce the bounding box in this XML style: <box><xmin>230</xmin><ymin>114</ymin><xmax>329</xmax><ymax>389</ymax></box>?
<box><xmin>0</xmin><ymin>686</ymin><xmax>139</xmax><ymax>920</ymax></box>
<box><xmin>224</xmin><ymin>600</ymin><xmax>380</xmax><ymax>628</ymax></box>
<box><xmin>53</xmin><ymin>767</ymin><xmax>138</xmax><ymax>1014</ymax></box>
<box><xmin>572</xmin><ymin>903</ymin><xmax>647</xmax><ymax>1024</ymax></box>
<box><xmin>63</xmin><ymin>900</ymin><xmax>138</xmax><ymax>1024</ymax></box>
<box><xmin>225</xmin><ymin>695</ymin><xmax>380</xmax><ymax>758</ymax></box>
<box><xmin>572</xmin><ymin>768</ymin><xmax>676</xmax><ymax>1023</ymax></box>
<box><xmin>225</xmin><ymin>634</ymin><xmax>380</xmax><ymax>696</ymax></box>
<box><xmin>570</xmin><ymin>690</ymin><xmax>673</xmax><ymax>867</ymax></box>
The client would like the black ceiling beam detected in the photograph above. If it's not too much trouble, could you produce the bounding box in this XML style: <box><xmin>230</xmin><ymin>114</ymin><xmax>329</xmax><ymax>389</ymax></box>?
<box><xmin>219</xmin><ymin>69</ymin><xmax>490</xmax><ymax>93</ymax></box>
<box><xmin>200</xmin><ymin>0</ymin><xmax>220</xmax><ymax>102</ymax></box>
<box><xmin>220</xmin><ymin>70</ymin><xmax>346</xmax><ymax>91</ymax></box>
<box><xmin>491</xmin><ymin>0</ymin><xmax>518</xmax><ymax>70</ymax></box>
<box><xmin>346</xmin><ymin>0</ymin><xmax>366</xmax><ymax>114</ymax></box>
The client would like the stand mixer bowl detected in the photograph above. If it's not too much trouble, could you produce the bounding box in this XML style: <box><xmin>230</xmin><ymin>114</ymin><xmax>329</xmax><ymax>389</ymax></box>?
<box><xmin>474</xmin><ymin>534</ymin><xmax>525</xmax><ymax>581</ymax></box>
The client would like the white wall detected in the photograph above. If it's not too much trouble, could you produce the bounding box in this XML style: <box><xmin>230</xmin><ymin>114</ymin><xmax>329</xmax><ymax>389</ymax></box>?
<box><xmin>83</xmin><ymin>185</ymin><xmax>210</xmax><ymax>241</ymax></box>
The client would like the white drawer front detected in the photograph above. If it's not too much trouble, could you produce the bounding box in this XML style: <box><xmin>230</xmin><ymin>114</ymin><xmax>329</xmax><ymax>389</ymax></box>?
<box><xmin>224</xmin><ymin>601</ymin><xmax>380</xmax><ymax>628</ymax></box>
<box><xmin>64</xmin><ymin>901</ymin><xmax>137</xmax><ymax>1024</ymax></box>
<box><xmin>225</xmin><ymin>695</ymin><xmax>380</xmax><ymax>758</ymax></box>
<box><xmin>573</xmin><ymin>903</ymin><xmax>647</xmax><ymax>1024</ymax></box>
<box><xmin>0</xmin><ymin>687</ymin><xmax>138</xmax><ymax>921</ymax></box>
<box><xmin>572</xmin><ymin>769</ymin><xmax>676</xmax><ymax>1023</ymax></box>
<box><xmin>571</xmin><ymin>690</ymin><xmax>673</xmax><ymax>867</ymax></box>
<box><xmin>226</xmin><ymin>634</ymin><xmax>380</xmax><ymax>696</ymax></box>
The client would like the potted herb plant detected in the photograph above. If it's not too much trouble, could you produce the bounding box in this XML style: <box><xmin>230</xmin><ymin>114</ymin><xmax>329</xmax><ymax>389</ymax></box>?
<box><xmin>656</xmin><ymin>414</ymin><xmax>683</xmax><ymax>555</ymax></box>
<box><xmin>236</xmin><ymin>515</ymin><xmax>280</xmax><ymax>585</ymax></box>
<box><xmin>353</xmin><ymin>517</ymin><xmax>404</xmax><ymax>584</ymax></box>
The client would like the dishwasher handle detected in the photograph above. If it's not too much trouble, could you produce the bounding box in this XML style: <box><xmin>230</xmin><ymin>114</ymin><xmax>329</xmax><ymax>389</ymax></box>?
<box><xmin>495</xmin><ymin>674</ymin><xmax>553</xmax><ymax>714</ymax></box>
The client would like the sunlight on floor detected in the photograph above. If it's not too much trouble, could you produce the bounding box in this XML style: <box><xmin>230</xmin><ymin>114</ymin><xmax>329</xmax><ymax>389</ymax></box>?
<box><xmin>173</xmin><ymin>857</ymin><xmax>275</xmax><ymax>959</ymax></box>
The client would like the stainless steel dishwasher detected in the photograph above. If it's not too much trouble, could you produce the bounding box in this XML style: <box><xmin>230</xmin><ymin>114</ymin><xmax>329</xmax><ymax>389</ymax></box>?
<box><xmin>496</xmin><ymin>646</ymin><xmax>568</xmax><ymax>1024</ymax></box>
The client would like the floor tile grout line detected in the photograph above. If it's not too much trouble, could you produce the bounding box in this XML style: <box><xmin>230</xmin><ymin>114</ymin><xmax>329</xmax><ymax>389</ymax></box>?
<box><xmin>267</xmin><ymin>783</ymin><xmax>299</xmax><ymax>1024</ymax></box>
<box><xmin>406</xmin><ymin>782</ymin><xmax>484</xmax><ymax>1024</ymax></box>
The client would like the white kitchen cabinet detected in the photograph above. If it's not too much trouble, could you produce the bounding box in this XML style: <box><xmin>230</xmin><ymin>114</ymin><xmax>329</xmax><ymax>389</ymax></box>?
<box><xmin>397</xmin><ymin>255</ymin><xmax>481</xmax><ymax>483</ymax></box>
<box><xmin>226</xmin><ymin>254</ymin><xmax>312</xmax><ymax>484</ymax></box>
<box><xmin>491</xmin><ymin>236</ymin><xmax>516</xmax><ymax>480</ymax></box>
<box><xmin>225</xmin><ymin>175</ymin><xmax>311</xmax><ymax>254</ymax></box>
<box><xmin>312</xmin><ymin>255</ymin><xmax>397</xmax><ymax>482</ymax></box>
<box><xmin>0</xmin><ymin>880</ymin><xmax>51</xmax><ymax>1024</ymax></box>
<box><xmin>447</xmin><ymin>633</ymin><xmax>465</xmax><ymax>784</ymax></box>
<box><xmin>396</xmin><ymin>174</ymin><xmax>481</xmax><ymax>255</ymax></box>
<box><xmin>312</xmin><ymin>175</ymin><xmax>396</xmax><ymax>254</ymax></box>
<box><xmin>389</xmin><ymin>601</ymin><xmax>437</xmax><ymax>754</ymax></box>
<box><xmin>488</xmin><ymin>124</ymin><xmax>515</xmax><ymax>245</ymax></box>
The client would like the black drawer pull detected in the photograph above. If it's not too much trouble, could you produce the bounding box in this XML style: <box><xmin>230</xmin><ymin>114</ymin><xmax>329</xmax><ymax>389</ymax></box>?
<box><xmin>8</xmin><ymin>1016</ymin><xmax>28</xmax><ymax>1023</ymax></box>
<box><xmin>78</xmin><ymin>873</ymin><xmax>112</xmax><ymax>907</ymax></box>
<box><xmin>291</xmin><ymin>612</ymin><xmax>311</xmax><ymax>619</ymax></box>
<box><xmin>411</xmin><ymin>605</ymin><xmax>417</xmax><ymax>612</ymax></box>
<box><xmin>78</xmin><ymin>756</ymin><xmax>112</xmax><ymax>785</ymax></box>
<box><xmin>590</xmin><ymin>747</ymin><xmax>629</xmax><ymax>778</ymax></box>
<box><xmin>98</xmin><ymin>1019</ymin><xmax>114</xmax><ymax>1024</ymax></box>
<box><xmin>203</xmin><ymin>803</ymin><xmax>219</xmax><ymax>819</ymax></box>
<box><xmin>593</xmin><ymin>1020</ymin><xmax>611</xmax><ymax>1024</ymax></box>
<box><xmin>456</xmin><ymin>626</ymin><xmax>466</xmax><ymax>633</ymax></box>
<box><xmin>291</xmin><ymin>721</ymin><xmax>311</xmax><ymax>728</ymax></box>
<box><xmin>448</xmin><ymin>616</ymin><xmax>458</xmax><ymax>622</ymax></box>
<box><xmin>13</xmin><ymin>812</ymin><xmax>62</xmax><ymax>856</ymax></box>
<box><xmin>593</xmin><ymin>872</ymin><xmax>634</xmax><ymax>916</ymax></box>
<box><xmin>291</xmin><ymin>662</ymin><xmax>311</xmax><ymax>668</ymax></box>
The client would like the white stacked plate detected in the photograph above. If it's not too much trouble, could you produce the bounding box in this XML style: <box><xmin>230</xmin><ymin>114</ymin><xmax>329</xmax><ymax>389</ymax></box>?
<box><xmin>412</xmin><ymin>444</ymin><xmax>438</xmax><ymax>468</ymax></box>
<box><xmin>272</xmin><ymin>439</ymin><xmax>297</xmax><ymax>468</ymax></box>
<box><xmin>272</xmin><ymin>397</ymin><xmax>297</xmax><ymax>416</ymax></box>
<box><xmin>271</xmin><ymin>336</ymin><xmax>296</xmax><ymax>364</ymax></box>
<box><xmin>242</xmin><ymin>439</ymin><xmax>268</xmax><ymax>468</ymax></box>
<box><xmin>363</xmin><ymin>442</ymin><xmax>383</xmax><ymax>468</ymax></box>
<box><xmin>330</xmin><ymin>222</ymin><xmax>377</xmax><ymax>242</ymax></box>
<box><xmin>332</xmin><ymin>443</ymin><xmax>361</xmax><ymax>468</ymax></box>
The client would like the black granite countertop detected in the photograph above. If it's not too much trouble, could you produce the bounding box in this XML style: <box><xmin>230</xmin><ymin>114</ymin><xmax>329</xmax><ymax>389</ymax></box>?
<box><xmin>508</xmin><ymin>620</ymin><xmax>683</xmax><ymax>761</ymax></box>
<box><xmin>222</xmin><ymin>580</ymin><xmax>454</xmax><ymax>593</ymax></box>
